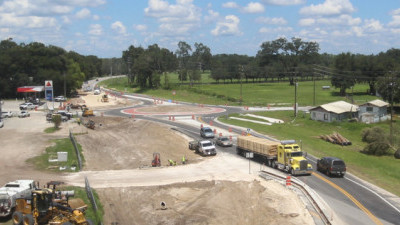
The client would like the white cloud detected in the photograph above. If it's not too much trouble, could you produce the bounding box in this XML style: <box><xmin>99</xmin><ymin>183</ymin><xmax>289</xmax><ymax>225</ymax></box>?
<box><xmin>211</xmin><ymin>15</ymin><xmax>242</xmax><ymax>36</ymax></box>
<box><xmin>0</xmin><ymin>13</ymin><xmax>57</xmax><ymax>28</ymax></box>
<box><xmin>111</xmin><ymin>21</ymin><xmax>126</xmax><ymax>35</ymax></box>
<box><xmin>204</xmin><ymin>9</ymin><xmax>220</xmax><ymax>23</ymax></box>
<box><xmin>256</xmin><ymin>17</ymin><xmax>287</xmax><ymax>25</ymax></box>
<box><xmin>299</xmin><ymin>15</ymin><xmax>361</xmax><ymax>27</ymax></box>
<box><xmin>144</xmin><ymin>0</ymin><xmax>201</xmax><ymax>36</ymax></box>
<box><xmin>242</xmin><ymin>2</ymin><xmax>264</xmax><ymax>14</ymax></box>
<box><xmin>262</xmin><ymin>0</ymin><xmax>305</xmax><ymax>6</ymax></box>
<box><xmin>391</xmin><ymin>8</ymin><xmax>400</xmax><ymax>15</ymax></box>
<box><xmin>93</xmin><ymin>15</ymin><xmax>100</xmax><ymax>20</ymax></box>
<box><xmin>300</xmin><ymin>0</ymin><xmax>355</xmax><ymax>16</ymax></box>
<box><xmin>388</xmin><ymin>14</ymin><xmax>400</xmax><ymax>27</ymax></box>
<box><xmin>134</xmin><ymin>24</ymin><xmax>147</xmax><ymax>31</ymax></box>
<box><xmin>75</xmin><ymin>8</ymin><xmax>91</xmax><ymax>19</ymax></box>
<box><xmin>222</xmin><ymin>2</ymin><xmax>239</xmax><ymax>8</ymax></box>
<box><xmin>363</xmin><ymin>19</ymin><xmax>383</xmax><ymax>33</ymax></box>
<box><xmin>88</xmin><ymin>24</ymin><xmax>103</xmax><ymax>35</ymax></box>
<box><xmin>259</xmin><ymin>26</ymin><xmax>293</xmax><ymax>33</ymax></box>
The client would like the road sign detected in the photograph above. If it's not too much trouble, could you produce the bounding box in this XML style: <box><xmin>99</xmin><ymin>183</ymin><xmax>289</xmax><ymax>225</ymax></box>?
<box><xmin>245</xmin><ymin>152</ymin><xmax>254</xmax><ymax>158</ymax></box>
<box><xmin>45</xmin><ymin>80</ymin><xmax>53</xmax><ymax>87</ymax></box>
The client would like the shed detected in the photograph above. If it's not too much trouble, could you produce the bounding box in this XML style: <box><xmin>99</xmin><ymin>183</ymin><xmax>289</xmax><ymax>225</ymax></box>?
<box><xmin>310</xmin><ymin>101</ymin><xmax>359</xmax><ymax>122</ymax></box>
<box><xmin>359</xmin><ymin>99</ymin><xmax>389</xmax><ymax>123</ymax></box>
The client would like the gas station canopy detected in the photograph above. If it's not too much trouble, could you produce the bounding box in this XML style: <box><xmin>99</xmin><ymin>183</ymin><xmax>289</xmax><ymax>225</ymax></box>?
<box><xmin>17</xmin><ymin>86</ymin><xmax>45</xmax><ymax>93</ymax></box>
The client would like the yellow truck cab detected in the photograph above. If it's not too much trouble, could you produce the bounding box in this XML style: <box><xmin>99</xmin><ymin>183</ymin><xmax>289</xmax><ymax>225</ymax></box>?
<box><xmin>276</xmin><ymin>140</ymin><xmax>312</xmax><ymax>175</ymax></box>
<box><xmin>236</xmin><ymin>136</ymin><xmax>312</xmax><ymax>176</ymax></box>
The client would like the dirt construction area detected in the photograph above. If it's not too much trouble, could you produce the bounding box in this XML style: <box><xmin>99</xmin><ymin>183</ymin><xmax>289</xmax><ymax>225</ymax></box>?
<box><xmin>0</xmin><ymin>90</ymin><xmax>314</xmax><ymax>225</ymax></box>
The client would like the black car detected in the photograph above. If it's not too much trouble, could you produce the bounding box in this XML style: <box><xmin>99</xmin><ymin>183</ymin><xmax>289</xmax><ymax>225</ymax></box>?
<box><xmin>317</xmin><ymin>157</ymin><xmax>346</xmax><ymax>177</ymax></box>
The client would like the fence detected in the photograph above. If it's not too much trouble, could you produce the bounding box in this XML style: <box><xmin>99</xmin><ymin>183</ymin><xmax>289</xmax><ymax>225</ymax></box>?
<box><xmin>85</xmin><ymin>177</ymin><xmax>103</xmax><ymax>225</ymax></box>
<box><xmin>69</xmin><ymin>130</ymin><xmax>82</xmax><ymax>171</ymax></box>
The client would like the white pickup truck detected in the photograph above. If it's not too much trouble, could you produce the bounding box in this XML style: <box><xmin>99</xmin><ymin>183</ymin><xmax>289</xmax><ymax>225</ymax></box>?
<box><xmin>189</xmin><ymin>140</ymin><xmax>217</xmax><ymax>156</ymax></box>
<box><xmin>0</xmin><ymin>180</ymin><xmax>36</xmax><ymax>217</ymax></box>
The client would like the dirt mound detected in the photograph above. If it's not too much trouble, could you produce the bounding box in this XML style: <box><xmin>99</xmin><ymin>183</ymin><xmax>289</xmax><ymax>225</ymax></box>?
<box><xmin>75</xmin><ymin>117</ymin><xmax>203</xmax><ymax>170</ymax></box>
<box><xmin>98</xmin><ymin>180</ymin><xmax>313</xmax><ymax>225</ymax></box>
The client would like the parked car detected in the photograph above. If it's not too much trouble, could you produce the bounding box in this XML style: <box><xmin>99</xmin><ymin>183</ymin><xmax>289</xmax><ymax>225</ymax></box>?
<box><xmin>54</xmin><ymin>96</ymin><xmax>66</xmax><ymax>102</ymax></box>
<box><xmin>200</xmin><ymin>127</ymin><xmax>215</xmax><ymax>138</ymax></box>
<box><xmin>1</xmin><ymin>111</ymin><xmax>14</xmax><ymax>118</ymax></box>
<box><xmin>56</xmin><ymin>110</ymin><xmax>73</xmax><ymax>120</ymax></box>
<box><xmin>317</xmin><ymin>157</ymin><xmax>346</xmax><ymax>177</ymax></box>
<box><xmin>19</xmin><ymin>102</ymin><xmax>35</xmax><ymax>110</ymax></box>
<box><xmin>216</xmin><ymin>136</ymin><xmax>233</xmax><ymax>147</ymax></box>
<box><xmin>18</xmin><ymin>111</ymin><xmax>30</xmax><ymax>118</ymax></box>
<box><xmin>0</xmin><ymin>119</ymin><xmax>3</xmax><ymax>128</ymax></box>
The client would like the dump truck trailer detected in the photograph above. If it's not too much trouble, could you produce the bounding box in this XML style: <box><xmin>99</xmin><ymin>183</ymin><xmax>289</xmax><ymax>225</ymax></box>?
<box><xmin>236</xmin><ymin>136</ymin><xmax>312</xmax><ymax>175</ymax></box>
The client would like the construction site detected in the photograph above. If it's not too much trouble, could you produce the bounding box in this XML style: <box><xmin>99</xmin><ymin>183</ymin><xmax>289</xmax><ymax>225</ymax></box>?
<box><xmin>0</xmin><ymin>89</ymin><xmax>316</xmax><ymax>225</ymax></box>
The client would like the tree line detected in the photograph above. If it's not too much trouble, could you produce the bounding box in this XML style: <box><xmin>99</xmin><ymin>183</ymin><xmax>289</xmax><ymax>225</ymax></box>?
<box><xmin>0</xmin><ymin>38</ymin><xmax>102</xmax><ymax>98</ymax></box>
<box><xmin>1</xmin><ymin>37</ymin><xmax>399</xmax><ymax>104</ymax></box>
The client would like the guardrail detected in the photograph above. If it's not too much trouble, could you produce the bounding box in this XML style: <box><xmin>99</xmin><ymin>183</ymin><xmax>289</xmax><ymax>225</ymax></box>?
<box><xmin>69</xmin><ymin>130</ymin><xmax>82</xmax><ymax>171</ymax></box>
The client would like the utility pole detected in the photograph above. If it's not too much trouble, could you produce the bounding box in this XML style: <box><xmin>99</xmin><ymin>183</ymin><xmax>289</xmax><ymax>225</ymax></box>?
<box><xmin>390</xmin><ymin>74</ymin><xmax>394</xmax><ymax>145</ymax></box>
<box><xmin>313</xmin><ymin>70</ymin><xmax>316</xmax><ymax>106</ymax></box>
<box><xmin>294</xmin><ymin>80</ymin><xmax>298</xmax><ymax>117</ymax></box>
<box><xmin>63</xmin><ymin>71</ymin><xmax>66</xmax><ymax>97</ymax></box>
<box><xmin>239</xmin><ymin>65</ymin><xmax>244</xmax><ymax>105</ymax></box>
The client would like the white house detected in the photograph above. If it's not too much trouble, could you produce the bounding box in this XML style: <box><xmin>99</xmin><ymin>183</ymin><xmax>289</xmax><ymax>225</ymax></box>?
<box><xmin>310</xmin><ymin>101</ymin><xmax>359</xmax><ymax>122</ymax></box>
<box><xmin>359</xmin><ymin>99</ymin><xmax>390</xmax><ymax>123</ymax></box>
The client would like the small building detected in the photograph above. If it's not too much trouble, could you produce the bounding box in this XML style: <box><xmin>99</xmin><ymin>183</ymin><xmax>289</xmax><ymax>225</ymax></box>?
<box><xmin>310</xmin><ymin>101</ymin><xmax>359</xmax><ymax>122</ymax></box>
<box><xmin>359</xmin><ymin>99</ymin><xmax>389</xmax><ymax>123</ymax></box>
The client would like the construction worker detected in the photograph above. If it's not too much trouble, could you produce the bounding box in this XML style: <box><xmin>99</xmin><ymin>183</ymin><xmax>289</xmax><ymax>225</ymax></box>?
<box><xmin>182</xmin><ymin>156</ymin><xmax>186</xmax><ymax>164</ymax></box>
<box><xmin>77</xmin><ymin>118</ymin><xmax>81</xmax><ymax>126</ymax></box>
<box><xmin>168</xmin><ymin>159</ymin><xmax>176</xmax><ymax>166</ymax></box>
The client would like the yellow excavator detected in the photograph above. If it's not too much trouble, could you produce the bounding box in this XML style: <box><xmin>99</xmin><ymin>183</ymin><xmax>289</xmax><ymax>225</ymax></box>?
<box><xmin>12</xmin><ymin>181</ymin><xmax>93</xmax><ymax>225</ymax></box>
<box><xmin>79</xmin><ymin>106</ymin><xmax>94</xmax><ymax>117</ymax></box>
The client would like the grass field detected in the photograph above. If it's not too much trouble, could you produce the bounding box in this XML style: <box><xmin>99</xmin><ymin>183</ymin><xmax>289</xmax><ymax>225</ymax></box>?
<box><xmin>219</xmin><ymin>111</ymin><xmax>400</xmax><ymax>196</ymax></box>
<box><xmin>100</xmin><ymin>74</ymin><xmax>377</xmax><ymax>107</ymax></box>
<box><xmin>27</xmin><ymin>138</ymin><xmax>84</xmax><ymax>172</ymax></box>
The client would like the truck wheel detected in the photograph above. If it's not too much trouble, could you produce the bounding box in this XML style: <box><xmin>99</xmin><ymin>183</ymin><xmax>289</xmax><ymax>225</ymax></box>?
<box><xmin>12</xmin><ymin>211</ymin><xmax>23</xmax><ymax>225</ymax></box>
<box><xmin>23</xmin><ymin>214</ymin><xmax>34</xmax><ymax>225</ymax></box>
<box><xmin>326</xmin><ymin>169</ymin><xmax>330</xmax><ymax>177</ymax></box>
<box><xmin>290</xmin><ymin>168</ymin><xmax>295</xmax><ymax>175</ymax></box>
<box><xmin>271</xmin><ymin>161</ymin><xmax>276</xmax><ymax>169</ymax></box>
<box><xmin>267</xmin><ymin>160</ymin><xmax>272</xmax><ymax>167</ymax></box>
<box><xmin>86</xmin><ymin>219</ymin><xmax>94</xmax><ymax>225</ymax></box>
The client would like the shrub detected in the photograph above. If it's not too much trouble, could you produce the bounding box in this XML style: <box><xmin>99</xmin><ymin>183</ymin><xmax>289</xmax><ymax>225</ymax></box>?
<box><xmin>395</xmin><ymin>149</ymin><xmax>400</xmax><ymax>159</ymax></box>
<box><xmin>363</xmin><ymin>142</ymin><xmax>391</xmax><ymax>156</ymax></box>
<box><xmin>52</xmin><ymin>114</ymin><xmax>62</xmax><ymax>128</ymax></box>
<box><xmin>361</xmin><ymin>127</ymin><xmax>387</xmax><ymax>143</ymax></box>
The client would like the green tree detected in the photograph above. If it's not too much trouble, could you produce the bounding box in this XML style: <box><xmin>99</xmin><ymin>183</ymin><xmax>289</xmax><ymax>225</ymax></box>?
<box><xmin>332</xmin><ymin>53</ymin><xmax>356</xmax><ymax>96</ymax></box>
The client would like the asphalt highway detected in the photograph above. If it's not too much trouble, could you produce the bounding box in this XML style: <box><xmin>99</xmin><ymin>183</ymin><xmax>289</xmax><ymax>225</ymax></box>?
<box><xmin>98</xmin><ymin>80</ymin><xmax>400</xmax><ymax>225</ymax></box>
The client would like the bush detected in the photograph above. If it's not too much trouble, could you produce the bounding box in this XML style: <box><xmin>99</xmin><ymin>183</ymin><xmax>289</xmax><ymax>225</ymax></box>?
<box><xmin>395</xmin><ymin>149</ymin><xmax>400</xmax><ymax>159</ymax></box>
<box><xmin>363</xmin><ymin>142</ymin><xmax>391</xmax><ymax>156</ymax></box>
<box><xmin>52</xmin><ymin>114</ymin><xmax>62</xmax><ymax>128</ymax></box>
<box><xmin>361</xmin><ymin>127</ymin><xmax>387</xmax><ymax>143</ymax></box>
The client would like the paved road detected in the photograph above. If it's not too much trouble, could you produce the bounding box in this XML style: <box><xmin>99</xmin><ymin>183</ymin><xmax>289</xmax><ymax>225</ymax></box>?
<box><xmin>102</xmin><ymin>91</ymin><xmax>400</xmax><ymax>225</ymax></box>
<box><xmin>95</xmin><ymin>77</ymin><xmax>400</xmax><ymax>225</ymax></box>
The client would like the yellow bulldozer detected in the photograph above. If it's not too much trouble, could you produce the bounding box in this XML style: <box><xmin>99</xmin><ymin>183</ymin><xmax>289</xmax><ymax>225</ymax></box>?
<box><xmin>79</xmin><ymin>106</ymin><xmax>94</xmax><ymax>117</ymax></box>
<box><xmin>12</xmin><ymin>181</ymin><xmax>93</xmax><ymax>225</ymax></box>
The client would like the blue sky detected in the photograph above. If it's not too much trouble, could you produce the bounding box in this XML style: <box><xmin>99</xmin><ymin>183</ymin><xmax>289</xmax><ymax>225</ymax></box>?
<box><xmin>0</xmin><ymin>0</ymin><xmax>399</xmax><ymax>58</ymax></box>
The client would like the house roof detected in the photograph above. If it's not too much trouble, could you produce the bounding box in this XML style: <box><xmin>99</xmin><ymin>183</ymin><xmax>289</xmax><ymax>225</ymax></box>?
<box><xmin>311</xmin><ymin>101</ymin><xmax>359</xmax><ymax>114</ymax></box>
<box><xmin>360</xmin><ymin>99</ymin><xmax>389</xmax><ymax>107</ymax></box>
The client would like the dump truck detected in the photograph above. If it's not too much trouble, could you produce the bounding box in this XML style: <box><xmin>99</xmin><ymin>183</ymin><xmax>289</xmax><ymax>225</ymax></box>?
<box><xmin>236</xmin><ymin>136</ymin><xmax>312</xmax><ymax>175</ymax></box>
<box><xmin>12</xmin><ymin>181</ymin><xmax>93</xmax><ymax>225</ymax></box>
<box><xmin>0</xmin><ymin>180</ymin><xmax>36</xmax><ymax>218</ymax></box>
